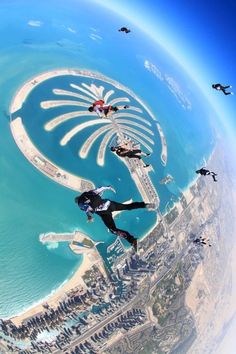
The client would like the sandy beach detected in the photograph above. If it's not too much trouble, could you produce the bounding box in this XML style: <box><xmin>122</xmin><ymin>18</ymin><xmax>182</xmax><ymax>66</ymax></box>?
<box><xmin>156</xmin><ymin>122</ymin><xmax>167</xmax><ymax>166</ymax></box>
<box><xmin>10</xmin><ymin>117</ymin><xmax>94</xmax><ymax>192</ymax></box>
<box><xmin>10</xmin><ymin>226</ymin><xmax>108</xmax><ymax>328</ymax></box>
<box><xmin>10</xmin><ymin>253</ymin><xmax>92</xmax><ymax>326</ymax></box>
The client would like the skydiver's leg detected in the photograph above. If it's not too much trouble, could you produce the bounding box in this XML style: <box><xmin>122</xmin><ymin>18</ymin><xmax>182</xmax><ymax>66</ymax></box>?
<box><xmin>103</xmin><ymin>106</ymin><xmax>119</xmax><ymax>117</ymax></box>
<box><xmin>103</xmin><ymin>106</ymin><xmax>111</xmax><ymax>116</ymax></box>
<box><xmin>126</xmin><ymin>151</ymin><xmax>142</xmax><ymax>159</ymax></box>
<box><xmin>126</xmin><ymin>150</ymin><xmax>150</xmax><ymax>167</ymax></box>
<box><xmin>131</xmin><ymin>149</ymin><xmax>142</xmax><ymax>154</ymax></box>
<box><xmin>97</xmin><ymin>212</ymin><xmax>136</xmax><ymax>244</ymax></box>
<box><xmin>131</xmin><ymin>149</ymin><xmax>150</xmax><ymax>157</ymax></box>
<box><xmin>108</xmin><ymin>201</ymin><xmax>146</xmax><ymax>212</ymax></box>
<box><xmin>211</xmin><ymin>174</ymin><xmax>217</xmax><ymax>182</ymax></box>
<box><xmin>97</xmin><ymin>212</ymin><xmax>117</xmax><ymax>230</ymax></box>
<box><xmin>222</xmin><ymin>89</ymin><xmax>231</xmax><ymax>95</ymax></box>
<box><xmin>222</xmin><ymin>85</ymin><xmax>230</xmax><ymax>89</ymax></box>
<box><xmin>130</xmin><ymin>149</ymin><xmax>149</xmax><ymax>157</ymax></box>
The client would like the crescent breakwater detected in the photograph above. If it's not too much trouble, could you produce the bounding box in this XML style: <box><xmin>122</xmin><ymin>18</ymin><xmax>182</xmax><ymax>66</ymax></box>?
<box><xmin>9</xmin><ymin>68</ymin><xmax>167</xmax><ymax>161</ymax></box>
<box><xmin>10</xmin><ymin>117</ymin><xmax>94</xmax><ymax>192</ymax></box>
<box><xmin>9</xmin><ymin>68</ymin><xmax>163</xmax><ymax>205</ymax></box>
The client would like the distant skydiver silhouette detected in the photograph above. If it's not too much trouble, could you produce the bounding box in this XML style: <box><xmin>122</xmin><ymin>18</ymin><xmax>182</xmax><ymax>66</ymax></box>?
<box><xmin>118</xmin><ymin>27</ymin><xmax>131</xmax><ymax>34</ymax></box>
<box><xmin>75</xmin><ymin>186</ymin><xmax>153</xmax><ymax>252</ymax></box>
<box><xmin>111</xmin><ymin>143</ymin><xmax>151</xmax><ymax>167</ymax></box>
<box><xmin>88</xmin><ymin>100</ymin><xmax>129</xmax><ymax>118</ymax></box>
<box><xmin>193</xmin><ymin>237</ymin><xmax>212</xmax><ymax>247</ymax></box>
<box><xmin>196</xmin><ymin>168</ymin><xmax>217</xmax><ymax>182</ymax></box>
<box><xmin>212</xmin><ymin>83</ymin><xmax>233</xmax><ymax>96</ymax></box>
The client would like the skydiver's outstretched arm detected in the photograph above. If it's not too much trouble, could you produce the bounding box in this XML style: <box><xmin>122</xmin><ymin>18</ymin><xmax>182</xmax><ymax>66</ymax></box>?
<box><xmin>92</xmin><ymin>186</ymin><xmax>116</xmax><ymax>195</ymax></box>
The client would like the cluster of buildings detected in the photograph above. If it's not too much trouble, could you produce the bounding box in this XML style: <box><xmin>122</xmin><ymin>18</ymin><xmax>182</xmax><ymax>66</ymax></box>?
<box><xmin>0</xmin><ymin>159</ymin><xmax>230</xmax><ymax>353</ymax></box>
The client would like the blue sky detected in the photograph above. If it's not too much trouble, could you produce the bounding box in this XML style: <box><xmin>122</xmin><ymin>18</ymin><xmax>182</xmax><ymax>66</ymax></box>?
<box><xmin>93</xmin><ymin>0</ymin><xmax>236</xmax><ymax>142</ymax></box>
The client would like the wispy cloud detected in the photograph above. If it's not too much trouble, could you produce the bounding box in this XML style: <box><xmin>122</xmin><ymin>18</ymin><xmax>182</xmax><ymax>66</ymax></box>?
<box><xmin>144</xmin><ymin>60</ymin><xmax>163</xmax><ymax>81</ymax></box>
<box><xmin>90</xmin><ymin>27</ymin><xmax>98</xmax><ymax>32</ymax></box>
<box><xmin>165</xmin><ymin>75</ymin><xmax>192</xmax><ymax>110</ymax></box>
<box><xmin>89</xmin><ymin>33</ymin><xmax>103</xmax><ymax>41</ymax></box>
<box><xmin>67</xmin><ymin>27</ymin><xmax>76</xmax><ymax>34</ymax></box>
<box><xmin>28</xmin><ymin>20</ymin><xmax>43</xmax><ymax>27</ymax></box>
<box><xmin>144</xmin><ymin>59</ymin><xmax>192</xmax><ymax>110</ymax></box>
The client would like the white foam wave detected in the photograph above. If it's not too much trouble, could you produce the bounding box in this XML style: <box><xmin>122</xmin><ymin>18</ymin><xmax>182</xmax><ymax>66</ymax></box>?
<box><xmin>45</xmin><ymin>241</ymin><xmax>59</xmax><ymax>250</ymax></box>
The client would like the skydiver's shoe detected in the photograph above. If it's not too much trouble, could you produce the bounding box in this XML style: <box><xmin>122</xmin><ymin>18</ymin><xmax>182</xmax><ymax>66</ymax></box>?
<box><xmin>124</xmin><ymin>105</ymin><xmax>129</xmax><ymax>109</ymax></box>
<box><xmin>145</xmin><ymin>203</ymin><xmax>157</xmax><ymax>210</ymax></box>
<box><xmin>131</xmin><ymin>238</ymin><xmax>138</xmax><ymax>252</ymax></box>
<box><xmin>144</xmin><ymin>164</ymin><xmax>150</xmax><ymax>168</ymax></box>
<box><xmin>146</xmin><ymin>153</ymin><xmax>151</xmax><ymax>156</ymax></box>
<box><xmin>231</xmin><ymin>92</ymin><xmax>234</xmax><ymax>95</ymax></box>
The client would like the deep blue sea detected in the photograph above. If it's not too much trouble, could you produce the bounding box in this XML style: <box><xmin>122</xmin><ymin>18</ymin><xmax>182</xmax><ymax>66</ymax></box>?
<box><xmin>0</xmin><ymin>0</ymin><xmax>216</xmax><ymax>317</ymax></box>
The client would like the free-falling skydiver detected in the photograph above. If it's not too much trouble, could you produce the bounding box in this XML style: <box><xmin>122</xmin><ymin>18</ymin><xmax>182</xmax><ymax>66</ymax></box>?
<box><xmin>193</xmin><ymin>236</ymin><xmax>212</xmax><ymax>247</ymax></box>
<box><xmin>118</xmin><ymin>27</ymin><xmax>131</xmax><ymax>34</ymax></box>
<box><xmin>196</xmin><ymin>168</ymin><xmax>218</xmax><ymax>182</ymax></box>
<box><xmin>111</xmin><ymin>143</ymin><xmax>151</xmax><ymax>167</ymax></box>
<box><xmin>212</xmin><ymin>83</ymin><xmax>233</xmax><ymax>96</ymax></box>
<box><xmin>75</xmin><ymin>186</ymin><xmax>155</xmax><ymax>252</ymax></box>
<box><xmin>88</xmin><ymin>100</ymin><xmax>129</xmax><ymax>118</ymax></box>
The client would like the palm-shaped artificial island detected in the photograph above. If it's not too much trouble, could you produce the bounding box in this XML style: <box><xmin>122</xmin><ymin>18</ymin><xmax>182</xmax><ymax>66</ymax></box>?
<box><xmin>10</xmin><ymin>69</ymin><xmax>167</xmax><ymax>208</ymax></box>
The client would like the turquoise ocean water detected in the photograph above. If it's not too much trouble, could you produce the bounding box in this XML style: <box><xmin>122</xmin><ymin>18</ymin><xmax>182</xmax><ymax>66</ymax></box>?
<box><xmin>0</xmin><ymin>0</ymin><xmax>216</xmax><ymax>317</ymax></box>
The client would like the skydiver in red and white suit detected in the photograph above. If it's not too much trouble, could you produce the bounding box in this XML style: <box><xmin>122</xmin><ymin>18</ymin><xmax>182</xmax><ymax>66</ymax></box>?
<box><xmin>88</xmin><ymin>100</ymin><xmax>129</xmax><ymax>118</ymax></box>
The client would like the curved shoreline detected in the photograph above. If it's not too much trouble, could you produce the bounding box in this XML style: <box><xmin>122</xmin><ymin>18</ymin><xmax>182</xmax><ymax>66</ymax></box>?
<box><xmin>9</xmin><ymin>254</ymin><xmax>87</xmax><ymax>326</ymax></box>
<box><xmin>9</xmin><ymin>68</ymin><xmax>159</xmax><ymax>119</ymax></box>
<box><xmin>10</xmin><ymin>117</ymin><xmax>95</xmax><ymax>192</ymax></box>
<box><xmin>10</xmin><ymin>229</ymin><xmax>107</xmax><ymax>326</ymax></box>
<box><xmin>156</xmin><ymin>122</ymin><xmax>167</xmax><ymax>166</ymax></box>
